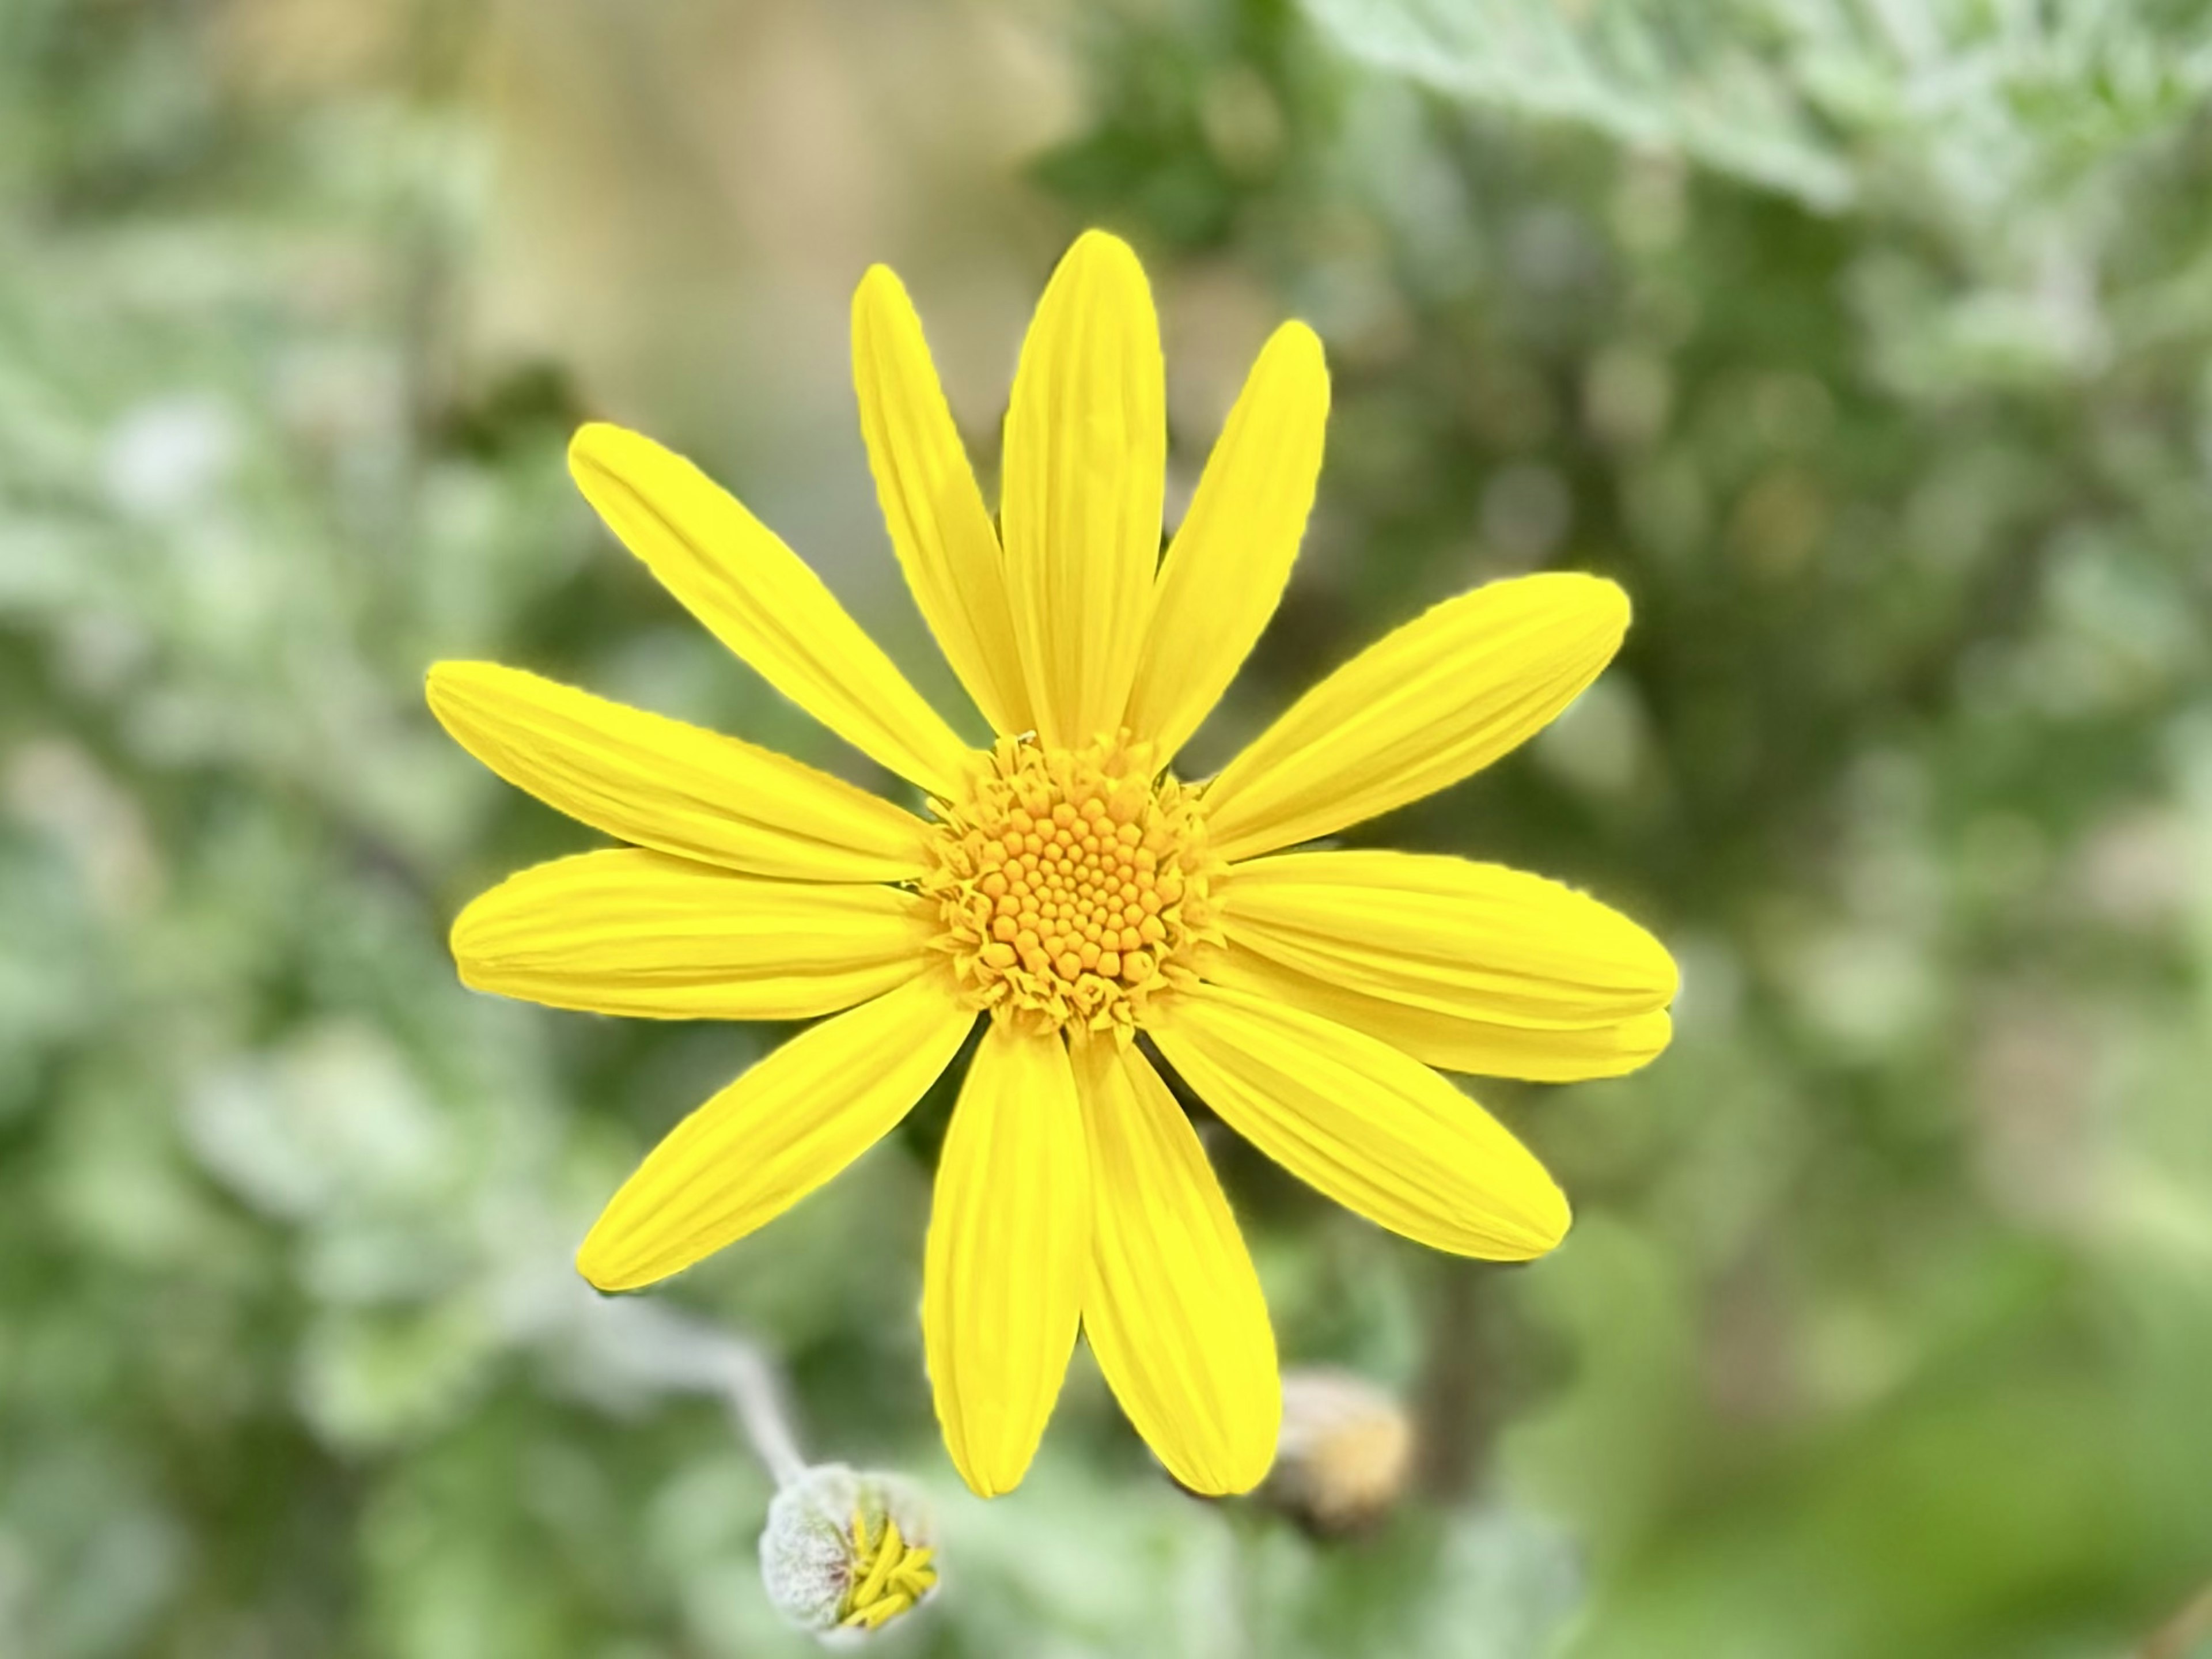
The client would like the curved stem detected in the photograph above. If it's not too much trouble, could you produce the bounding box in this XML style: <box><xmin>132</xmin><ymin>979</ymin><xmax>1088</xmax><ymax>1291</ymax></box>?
<box><xmin>575</xmin><ymin>1290</ymin><xmax>810</xmax><ymax>1488</ymax></box>
<box><xmin>705</xmin><ymin>1330</ymin><xmax>809</xmax><ymax>1489</ymax></box>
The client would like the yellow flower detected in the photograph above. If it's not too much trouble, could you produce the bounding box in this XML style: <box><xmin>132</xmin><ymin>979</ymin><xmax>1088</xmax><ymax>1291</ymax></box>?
<box><xmin>427</xmin><ymin>230</ymin><xmax>1676</xmax><ymax>1501</ymax></box>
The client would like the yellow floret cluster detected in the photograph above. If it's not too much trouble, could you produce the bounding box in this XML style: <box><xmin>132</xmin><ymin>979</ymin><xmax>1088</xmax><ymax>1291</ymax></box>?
<box><xmin>926</xmin><ymin>733</ymin><xmax>1221</xmax><ymax>1036</ymax></box>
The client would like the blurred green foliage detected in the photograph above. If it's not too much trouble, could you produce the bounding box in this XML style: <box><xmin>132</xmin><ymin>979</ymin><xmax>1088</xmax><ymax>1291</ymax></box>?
<box><xmin>3</xmin><ymin>1</ymin><xmax>2211</xmax><ymax>1656</ymax></box>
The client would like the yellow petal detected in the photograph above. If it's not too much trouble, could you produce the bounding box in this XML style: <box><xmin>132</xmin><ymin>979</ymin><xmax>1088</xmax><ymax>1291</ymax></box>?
<box><xmin>1123</xmin><ymin>321</ymin><xmax>1329</xmax><ymax>762</ymax></box>
<box><xmin>1073</xmin><ymin>1039</ymin><xmax>1279</xmax><ymax>1495</ymax></box>
<box><xmin>853</xmin><ymin>266</ymin><xmax>1032</xmax><ymax>736</ymax></box>
<box><xmin>1221</xmin><ymin>850</ymin><xmax>1676</xmax><ymax>1027</ymax></box>
<box><xmin>1209</xmin><ymin>941</ymin><xmax>1673</xmax><ymax>1081</ymax></box>
<box><xmin>569</xmin><ymin>422</ymin><xmax>972</xmax><ymax>798</ymax></box>
<box><xmin>1201</xmin><ymin>573</ymin><xmax>1630</xmax><ymax>862</ymax></box>
<box><xmin>576</xmin><ymin>972</ymin><xmax>974</xmax><ymax>1291</ymax></box>
<box><xmin>1148</xmin><ymin>982</ymin><xmax>1569</xmax><ymax>1260</ymax></box>
<box><xmin>426</xmin><ymin>661</ymin><xmax>930</xmax><ymax>883</ymax></box>
<box><xmin>924</xmin><ymin>1022</ymin><xmax>1089</xmax><ymax>1497</ymax></box>
<box><xmin>452</xmin><ymin>849</ymin><xmax>937</xmax><ymax>1022</ymax></box>
<box><xmin>1000</xmin><ymin>231</ymin><xmax>1165</xmax><ymax>749</ymax></box>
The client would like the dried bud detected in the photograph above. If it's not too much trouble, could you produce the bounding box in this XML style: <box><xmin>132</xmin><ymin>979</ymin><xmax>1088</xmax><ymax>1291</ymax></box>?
<box><xmin>1267</xmin><ymin>1368</ymin><xmax>1415</xmax><ymax>1534</ymax></box>
<box><xmin>759</xmin><ymin>1464</ymin><xmax>938</xmax><ymax>1642</ymax></box>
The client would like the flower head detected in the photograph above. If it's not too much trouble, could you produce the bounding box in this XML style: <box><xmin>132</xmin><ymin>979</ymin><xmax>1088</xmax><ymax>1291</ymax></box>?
<box><xmin>1268</xmin><ymin>1368</ymin><xmax>1416</xmax><ymax>1534</ymax></box>
<box><xmin>428</xmin><ymin>230</ymin><xmax>1677</xmax><ymax>1500</ymax></box>
<box><xmin>760</xmin><ymin>1464</ymin><xmax>938</xmax><ymax>1641</ymax></box>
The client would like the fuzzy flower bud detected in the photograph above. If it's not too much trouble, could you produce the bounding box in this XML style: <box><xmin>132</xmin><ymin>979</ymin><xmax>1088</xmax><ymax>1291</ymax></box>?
<box><xmin>759</xmin><ymin>1464</ymin><xmax>938</xmax><ymax>1642</ymax></box>
<box><xmin>1267</xmin><ymin>1368</ymin><xmax>1415</xmax><ymax>1534</ymax></box>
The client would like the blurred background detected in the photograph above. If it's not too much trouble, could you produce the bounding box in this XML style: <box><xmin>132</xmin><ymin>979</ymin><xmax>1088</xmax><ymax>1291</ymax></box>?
<box><xmin>5</xmin><ymin>1</ymin><xmax>2212</xmax><ymax>1654</ymax></box>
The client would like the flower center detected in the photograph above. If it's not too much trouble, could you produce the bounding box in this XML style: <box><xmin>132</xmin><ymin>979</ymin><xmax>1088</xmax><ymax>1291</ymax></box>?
<box><xmin>925</xmin><ymin>733</ymin><xmax>1219</xmax><ymax>1036</ymax></box>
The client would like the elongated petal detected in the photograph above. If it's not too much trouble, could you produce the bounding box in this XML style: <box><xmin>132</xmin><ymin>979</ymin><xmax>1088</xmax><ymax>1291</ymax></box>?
<box><xmin>569</xmin><ymin>423</ymin><xmax>972</xmax><ymax>798</ymax></box>
<box><xmin>1222</xmin><ymin>850</ymin><xmax>1676</xmax><ymax>1028</ymax></box>
<box><xmin>1074</xmin><ymin>1039</ymin><xmax>1278</xmax><ymax>1495</ymax></box>
<box><xmin>1124</xmin><ymin>322</ymin><xmax>1329</xmax><ymax>762</ymax></box>
<box><xmin>1209</xmin><ymin>942</ymin><xmax>1673</xmax><ymax>1081</ymax></box>
<box><xmin>1001</xmin><ymin>231</ymin><xmax>1165</xmax><ymax>749</ymax></box>
<box><xmin>1202</xmin><ymin>573</ymin><xmax>1629</xmax><ymax>862</ymax></box>
<box><xmin>924</xmin><ymin>1022</ymin><xmax>1089</xmax><ymax>1498</ymax></box>
<box><xmin>1149</xmin><ymin>982</ymin><xmax>1569</xmax><ymax>1260</ymax></box>
<box><xmin>452</xmin><ymin>849</ymin><xmax>937</xmax><ymax>1021</ymax></box>
<box><xmin>426</xmin><ymin>662</ymin><xmax>931</xmax><ymax>882</ymax></box>
<box><xmin>853</xmin><ymin>266</ymin><xmax>1031</xmax><ymax>736</ymax></box>
<box><xmin>576</xmin><ymin>973</ymin><xmax>974</xmax><ymax>1291</ymax></box>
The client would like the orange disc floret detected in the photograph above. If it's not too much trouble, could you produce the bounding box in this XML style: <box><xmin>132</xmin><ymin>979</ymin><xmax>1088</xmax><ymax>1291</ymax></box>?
<box><xmin>924</xmin><ymin>732</ymin><xmax>1222</xmax><ymax>1037</ymax></box>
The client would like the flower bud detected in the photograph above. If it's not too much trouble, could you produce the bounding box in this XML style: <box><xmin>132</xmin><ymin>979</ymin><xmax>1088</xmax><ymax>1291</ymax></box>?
<box><xmin>759</xmin><ymin>1464</ymin><xmax>938</xmax><ymax>1642</ymax></box>
<box><xmin>1267</xmin><ymin>1368</ymin><xmax>1415</xmax><ymax>1534</ymax></box>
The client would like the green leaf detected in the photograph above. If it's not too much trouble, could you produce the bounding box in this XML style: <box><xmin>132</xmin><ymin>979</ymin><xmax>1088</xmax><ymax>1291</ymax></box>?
<box><xmin>1302</xmin><ymin>0</ymin><xmax>1861</xmax><ymax>209</ymax></box>
<box><xmin>1302</xmin><ymin>0</ymin><xmax>2212</xmax><ymax>221</ymax></box>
